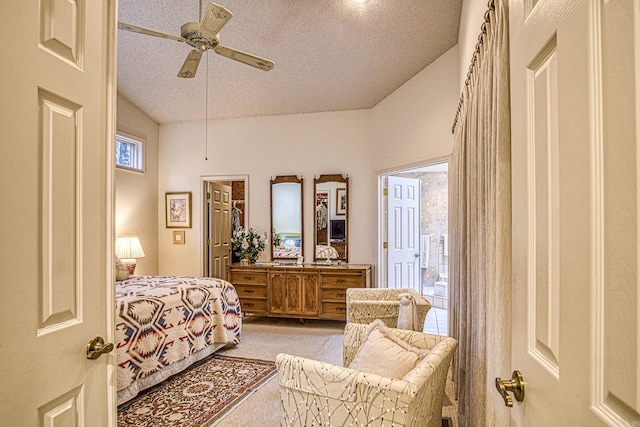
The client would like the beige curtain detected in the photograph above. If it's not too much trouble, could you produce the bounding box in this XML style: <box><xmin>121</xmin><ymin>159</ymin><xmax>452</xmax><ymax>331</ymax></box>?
<box><xmin>449</xmin><ymin>0</ymin><xmax>511</xmax><ymax>425</ymax></box>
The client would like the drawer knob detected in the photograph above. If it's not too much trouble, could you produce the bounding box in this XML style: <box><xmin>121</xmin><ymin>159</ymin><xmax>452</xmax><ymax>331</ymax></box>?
<box><xmin>243</xmin><ymin>289</ymin><xmax>255</xmax><ymax>294</ymax></box>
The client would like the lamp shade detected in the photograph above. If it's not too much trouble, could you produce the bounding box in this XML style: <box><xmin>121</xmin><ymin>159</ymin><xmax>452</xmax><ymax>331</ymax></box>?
<box><xmin>116</xmin><ymin>235</ymin><xmax>145</xmax><ymax>259</ymax></box>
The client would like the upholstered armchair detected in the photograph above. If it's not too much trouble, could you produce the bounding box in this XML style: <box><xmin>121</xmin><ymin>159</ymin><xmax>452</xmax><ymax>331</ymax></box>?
<box><xmin>276</xmin><ymin>321</ymin><xmax>457</xmax><ymax>427</ymax></box>
<box><xmin>346</xmin><ymin>288</ymin><xmax>431</xmax><ymax>331</ymax></box>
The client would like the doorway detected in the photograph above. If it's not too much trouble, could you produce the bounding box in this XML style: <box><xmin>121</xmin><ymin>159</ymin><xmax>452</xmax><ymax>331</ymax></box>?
<box><xmin>378</xmin><ymin>161</ymin><xmax>449</xmax><ymax>335</ymax></box>
<box><xmin>201</xmin><ymin>175</ymin><xmax>249</xmax><ymax>279</ymax></box>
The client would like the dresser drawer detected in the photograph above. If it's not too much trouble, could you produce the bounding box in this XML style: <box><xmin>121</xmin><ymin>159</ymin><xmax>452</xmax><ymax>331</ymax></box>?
<box><xmin>321</xmin><ymin>274</ymin><xmax>363</xmax><ymax>289</ymax></box>
<box><xmin>229</xmin><ymin>271</ymin><xmax>268</xmax><ymax>285</ymax></box>
<box><xmin>321</xmin><ymin>288</ymin><xmax>348</xmax><ymax>302</ymax></box>
<box><xmin>234</xmin><ymin>284</ymin><xmax>267</xmax><ymax>299</ymax></box>
<box><xmin>239</xmin><ymin>298</ymin><xmax>268</xmax><ymax>314</ymax></box>
<box><xmin>321</xmin><ymin>302</ymin><xmax>348</xmax><ymax>319</ymax></box>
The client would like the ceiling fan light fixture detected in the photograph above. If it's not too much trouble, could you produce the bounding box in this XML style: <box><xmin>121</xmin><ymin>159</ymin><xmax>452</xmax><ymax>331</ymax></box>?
<box><xmin>118</xmin><ymin>2</ymin><xmax>274</xmax><ymax>78</ymax></box>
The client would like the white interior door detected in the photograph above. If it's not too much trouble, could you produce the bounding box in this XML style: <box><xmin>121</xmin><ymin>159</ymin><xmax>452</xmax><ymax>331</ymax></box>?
<box><xmin>207</xmin><ymin>181</ymin><xmax>232</xmax><ymax>279</ymax></box>
<box><xmin>387</xmin><ymin>176</ymin><xmax>421</xmax><ymax>290</ymax></box>
<box><xmin>0</xmin><ymin>1</ymin><xmax>116</xmax><ymax>425</ymax></box>
<box><xmin>509</xmin><ymin>0</ymin><xmax>640</xmax><ymax>424</ymax></box>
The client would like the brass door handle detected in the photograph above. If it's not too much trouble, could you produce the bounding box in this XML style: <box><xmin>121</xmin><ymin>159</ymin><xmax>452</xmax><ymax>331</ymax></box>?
<box><xmin>495</xmin><ymin>370</ymin><xmax>525</xmax><ymax>407</ymax></box>
<box><xmin>86</xmin><ymin>336</ymin><xmax>114</xmax><ymax>360</ymax></box>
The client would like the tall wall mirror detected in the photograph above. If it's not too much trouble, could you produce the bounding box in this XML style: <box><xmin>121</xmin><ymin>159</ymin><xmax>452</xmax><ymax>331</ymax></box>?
<box><xmin>314</xmin><ymin>174</ymin><xmax>348</xmax><ymax>262</ymax></box>
<box><xmin>271</xmin><ymin>175</ymin><xmax>304</xmax><ymax>260</ymax></box>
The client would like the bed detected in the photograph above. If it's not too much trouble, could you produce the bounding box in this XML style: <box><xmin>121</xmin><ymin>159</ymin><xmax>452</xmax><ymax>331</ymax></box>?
<box><xmin>115</xmin><ymin>275</ymin><xmax>242</xmax><ymax>405</ymax></box>
<box><xmin>272</xmin><ymin>245</ymin><xmax>340</xmax><ymax>260</ymax></box>
<box><xmin>315</xmin><ymin>244</ymin><xmax>340</xmax><ymax>259</ymax></box>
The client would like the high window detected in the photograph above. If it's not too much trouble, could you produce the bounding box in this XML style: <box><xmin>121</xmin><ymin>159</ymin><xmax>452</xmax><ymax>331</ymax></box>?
<box><xmin>115</xmin><ymin>133</ymin><xmax>144</xmax><ymax>172</ymax></box>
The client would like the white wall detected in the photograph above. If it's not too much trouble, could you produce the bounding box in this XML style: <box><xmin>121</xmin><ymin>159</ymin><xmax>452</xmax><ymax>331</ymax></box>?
<box><xmin>116</xmin><ymin>95</ymin><xmax>159</xmax><ymax>275</ymax></box>
<box><xmin>370</xmin><ymin>45</ymin><xmax>459</xmax><ymax>173</ymax></box>
<box><xmin>158</xmin><ymin>110</ymin><xmax>374</xmax><ymax>275</ymax></box>
<box><xmin>156</xmin><ymin>43</ymin><xmax>460</xmax><ymax>278</ymax></box>
<box><xmin>458</xmin><ymin>0</ymin><xmax>490</xmax><ymax>92</ymax></box>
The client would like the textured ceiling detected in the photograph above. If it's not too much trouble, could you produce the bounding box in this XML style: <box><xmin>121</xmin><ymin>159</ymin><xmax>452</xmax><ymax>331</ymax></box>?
<box><xmin>117</xmin><ymin>0</ymin><xmax>462</xmax><ymax>124</ymax></box>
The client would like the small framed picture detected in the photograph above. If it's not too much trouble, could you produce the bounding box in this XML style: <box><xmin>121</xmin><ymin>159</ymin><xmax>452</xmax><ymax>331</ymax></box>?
<box><xmin>336</xmin><ymin>188</ymin><xmax>347</xmax><ymax>215</ymax></box>
<box><xmin>166</xmin><ymin>192</ymin><xmax>192</xmax><ymax>228</ymax></box>
<box><xmin>173</xmin><ymin>230</ymin><xmax>185</xmax><ymax>244</ymax></box>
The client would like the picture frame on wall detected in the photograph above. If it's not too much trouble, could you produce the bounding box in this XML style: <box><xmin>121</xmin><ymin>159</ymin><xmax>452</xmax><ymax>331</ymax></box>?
<box><xmin>166</xmin><ymin>192</ymin><xmax>192</xmax><ymax>228</ymax></box>
<box><xmin>336</xmin><ymin>188</ymin><xmax>347</xmax><ymax>215</ymax></box>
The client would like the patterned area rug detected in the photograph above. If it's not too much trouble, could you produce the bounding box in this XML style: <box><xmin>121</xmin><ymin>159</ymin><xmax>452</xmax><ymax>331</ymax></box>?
<box><xmin>117</xmin><ymin>354</ymin><xmax>277</xmax><ymax>427</ymax></box>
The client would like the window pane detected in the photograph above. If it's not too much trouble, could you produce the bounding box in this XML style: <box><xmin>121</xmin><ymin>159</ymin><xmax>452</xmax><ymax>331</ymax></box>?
<box><xmin>116</xmin><ymin>140</ymin><xmax>133</xmax><ymax>167</ymax></box>
<box><xmin>115</xmin><ymin>134</ymin><xmax>144</xmax><ymax>171</ymax></box>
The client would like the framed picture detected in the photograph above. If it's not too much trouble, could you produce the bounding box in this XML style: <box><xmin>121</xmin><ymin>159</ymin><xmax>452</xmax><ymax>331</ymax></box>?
<box><xmin>166</xmin><ymin>192</ymin><xmax>192</xmax><ymax>228</ymax></box>
<box><xmin>336</xmin><ymin>188</ymin><xmax>347</xmax><ymax>215</ymax></box>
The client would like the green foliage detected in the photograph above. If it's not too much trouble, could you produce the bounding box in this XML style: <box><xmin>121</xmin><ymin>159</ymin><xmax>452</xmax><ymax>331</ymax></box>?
<box><xmin>232</xmin><ymin>226</ymin><xmax>268</xmax><ymax>263</ymax></box>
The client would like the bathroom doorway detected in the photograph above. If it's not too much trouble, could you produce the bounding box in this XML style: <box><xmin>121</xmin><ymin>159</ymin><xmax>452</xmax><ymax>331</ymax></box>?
<box><xmin>379</xmin><ymin>161</ymin><xmax>448</xmax><ymax>335</ymax></box>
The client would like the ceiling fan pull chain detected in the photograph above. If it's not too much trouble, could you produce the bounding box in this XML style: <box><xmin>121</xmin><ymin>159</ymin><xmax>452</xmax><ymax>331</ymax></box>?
<box><xmin>205</xmin><ymin>53</ymin><xmax>209</xmax><ymax>161</ymax></box>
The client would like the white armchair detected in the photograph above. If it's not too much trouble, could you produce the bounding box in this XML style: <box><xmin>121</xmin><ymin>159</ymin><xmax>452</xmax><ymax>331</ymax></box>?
<box><xmin>346</xmin><ymin>288</ymin><xmax>431</xmax><ymax>331</ymax></box>
<box><xmin>276</xmin><ymin>322</ymin><xmax>457</xmax><ymax>427</ymax></box>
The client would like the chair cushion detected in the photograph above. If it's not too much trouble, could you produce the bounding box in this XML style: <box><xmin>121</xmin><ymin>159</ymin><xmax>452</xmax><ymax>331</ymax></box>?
<box><xmin>348</xmin><ymin>319</ymin><xmax>429</xmax><ymax>380</ymax></box>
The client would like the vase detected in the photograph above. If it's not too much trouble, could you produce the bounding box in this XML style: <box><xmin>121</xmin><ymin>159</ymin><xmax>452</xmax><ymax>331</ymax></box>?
<box><xmin>241</xmin><ymin>254</ymin><xmax>258</xmax><ymax>265</ymax></box>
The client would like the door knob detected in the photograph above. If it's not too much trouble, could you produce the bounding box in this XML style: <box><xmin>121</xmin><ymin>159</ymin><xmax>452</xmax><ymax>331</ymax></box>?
<box><xmin>495</xmin><ymin>370</ymin><xmax>525</xmax><ymax>407</ymax></box>
<box><xmin>86</xmin><ymin>336</ymin><xmax>114</xmax><ymax>360</ymax></box>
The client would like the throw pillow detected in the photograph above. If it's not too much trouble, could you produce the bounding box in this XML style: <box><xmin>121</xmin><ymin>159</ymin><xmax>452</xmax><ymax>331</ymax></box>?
<box><xmin>348</xmin><ymin>319</ymin><xmax>428</xmax><ymax>380</ymax></box>
<box><xmin>115</xmin><ymin>257</ymin><xmax>129</xmax><ymax>281</ymax></box>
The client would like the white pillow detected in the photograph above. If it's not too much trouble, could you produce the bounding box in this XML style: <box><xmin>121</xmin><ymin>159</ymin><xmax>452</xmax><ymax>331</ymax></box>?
<box><xmin>348</xmin><ymin>319</ymin><xmax>428</xmax><ymax>380</ymax></box>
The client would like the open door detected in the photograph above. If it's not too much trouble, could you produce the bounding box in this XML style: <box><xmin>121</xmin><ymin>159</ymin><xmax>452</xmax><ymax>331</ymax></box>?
<box><xmin>204</xmin><ymin>181</ymin><xmax>232</xmax><ymax>279</ymax></box>
<box><xmin>508</xmin><ymin>0</ymin><xmax>640</xmax><ymax>424</ymax></box>
<box><xmin>0</xmin><ymin>1</ymin><xmax>116</xmax><ymax>424</ymax></box>
<box><xmin>387</xmin><ymin>175</ymin><xmax>421</xmax><ymax>290</ymax></box>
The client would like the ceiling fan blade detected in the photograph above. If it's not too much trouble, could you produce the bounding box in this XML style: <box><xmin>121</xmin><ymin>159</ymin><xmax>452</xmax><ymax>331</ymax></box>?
<box><xmin>199</xmin><ymin>3</ymin><xmax>233</xmax><ymax>40</ymax></box>
<box><xmin>213</xmin><ymin>45</ymin><xmax>274</xmax><ymax>71</ymax></box>
<box><xmin>118</xmin><ymin>22</ymin><xmax>186</xmax><ymax>43</ymax></box>
<box><xmin>177</xmin><ymin>50</ymin><xmax>203</xmax><ymax>78</ymax></box>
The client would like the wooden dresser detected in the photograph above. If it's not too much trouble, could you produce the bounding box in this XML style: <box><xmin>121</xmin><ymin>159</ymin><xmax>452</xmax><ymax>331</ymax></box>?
<box><xmin>227</xmin><ymin>263</ymin><xmax>371</xmax><ymax>320</ymax></box>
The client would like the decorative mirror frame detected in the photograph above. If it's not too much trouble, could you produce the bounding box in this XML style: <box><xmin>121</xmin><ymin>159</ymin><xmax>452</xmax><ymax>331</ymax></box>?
<box><xmin>314</xmin><ymin>174</ymin><xmax>348</xmax><ymax>262</ymax></box>
<box><xmin>270</xmin><ymin>175</ymin><xmax>304</xmax><ymax>260</ymax></box>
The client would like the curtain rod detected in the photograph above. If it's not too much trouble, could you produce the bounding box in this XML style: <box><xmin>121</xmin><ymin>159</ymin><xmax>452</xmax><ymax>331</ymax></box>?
<box><xmin>451</xmin><ymin>0</ymin><xmax>496</xmax><ymax>134</ymax></box>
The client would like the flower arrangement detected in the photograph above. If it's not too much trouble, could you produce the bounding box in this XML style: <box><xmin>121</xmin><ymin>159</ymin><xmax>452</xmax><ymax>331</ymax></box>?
<box><xmin>232</xmin><ymin>226</ymin><xmax>268</xmax><ymax>264</ymax></box>
<box><xmin>272</xmin><ymin>228</ymin><xmax>282</xmax><ymax>248</ymax></box>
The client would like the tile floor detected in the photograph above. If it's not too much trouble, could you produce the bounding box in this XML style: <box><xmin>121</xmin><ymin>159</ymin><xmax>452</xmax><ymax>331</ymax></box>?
<box><xmin>423</xmin><ymin>306</ymin><xmax>448</xmax><ymax>336</ymax></box>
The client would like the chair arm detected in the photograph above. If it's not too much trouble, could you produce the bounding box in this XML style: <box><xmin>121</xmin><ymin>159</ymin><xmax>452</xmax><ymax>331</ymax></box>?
<box><xmin>276</xmin><ymin>353</ymin><xmax>421</xmax><ymax>427</ymax></box>
<box><xmin>276</xmin><ymin>353</ymin><xmax>416</xmax><ymax>399</ymax></box>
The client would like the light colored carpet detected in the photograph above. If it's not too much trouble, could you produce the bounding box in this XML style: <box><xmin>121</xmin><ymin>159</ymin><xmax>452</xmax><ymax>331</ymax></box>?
<box><xmin>212</xmin><ymin>316</ymin><xmax>345</xmax><ymax>426</ymax></box>
<box><xmin>212</xmin><ymin>315</ymin><xmax>458</xmax><ymax>427</ymax></box>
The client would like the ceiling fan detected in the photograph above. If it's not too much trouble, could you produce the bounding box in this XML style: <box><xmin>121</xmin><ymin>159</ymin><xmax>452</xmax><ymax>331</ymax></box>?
<box><xmin>118</xmin><ymin>2</ymin><xmax>275</xmax><ymax>78</ymax></box>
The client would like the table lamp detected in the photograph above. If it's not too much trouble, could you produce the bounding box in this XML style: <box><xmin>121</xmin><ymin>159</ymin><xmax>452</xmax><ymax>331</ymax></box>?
<box><xmin>116</xmin><ymin>235</ymin><xmax>145</xmax><ymax>275</ymax></box>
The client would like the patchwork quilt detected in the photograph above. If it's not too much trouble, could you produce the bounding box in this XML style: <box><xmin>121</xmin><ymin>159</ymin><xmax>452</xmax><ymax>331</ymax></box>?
<box><xmin>115</xmin><ymin>276</ymin><xmax>241</xmax><ymax>400</ymax></box>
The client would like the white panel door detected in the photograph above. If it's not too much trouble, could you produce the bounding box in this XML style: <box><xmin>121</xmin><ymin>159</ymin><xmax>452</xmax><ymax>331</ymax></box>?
<box><xmin>0</xmin><ymin>1</ymin><xmax>116</xmax><ymax>425</ymax></box>
<box><xmin>387</xmin><ymin>176</ymin><xmax>421</xmax><ymax>290</ymax></box>
<box><xmin>510</xmin><ymin>0</ymin><xmax>639</xmax><ymax>424</ymax></box>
